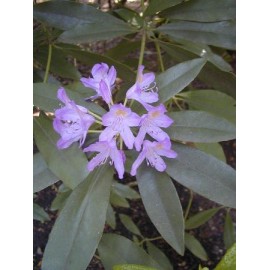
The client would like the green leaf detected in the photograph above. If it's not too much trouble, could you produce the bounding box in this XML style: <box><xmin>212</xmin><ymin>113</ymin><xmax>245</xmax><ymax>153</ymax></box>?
<box><xmin>146</xmin><ymin>242</ymin><xmax>173</xmax><ymax>270</ymax></box>
<box><xmin>185</xmin><ymin>207</ymin><xmax>221</xmax><ymax>230</ymax></box>
<box><xmin>33</xmin><ymin>82</ymin><xmax>106</xmax><ymax>115</ymax></box>
<box><xmin>60</xmin><ymin>47</ymin><xmax>136</xmax><ymax>82</ymax></box>
<box><xmin>42</xmin><ymin>165</ymin><xmax>113</xmax><ymax>270</ymax></box>
<box><xmin>161</xmin><ymin>0</ymin><xmax>236</xmax><ymax>22</ymax></box>
<box><xmin>215</xmin><ymin>243</ymin><xmax>236</xmax><ymax>270</ymax></box>
<box><xmin>106</xmin><ymin>203</ymin><xmax>116</xmax><ymax>229</ymax></box>
<box><xmin>114</xmin><ymin>8</ymin><xmax>144</xmax><ymax>28</ymax></box>
<box><xmin>195</xmin><ymin>143</ymin><xmax>226</xmax><ymax>162</ymax></box>
<box><xmin>98</xmin><ymin>234</ymin><xmax>162</xmax><ymax>269</ymax></box>
<box><xmin>33</xmin><ymin>203</ymin><xmax>50</xmax><ymax>222</ymax></box>
<box><xmin>33</xmin><ymin>152</ymin><xmax>59</xmax><ymax>193</ymax></box>
<box><xmin>34</xmin><ymin>1</ymin><xmax>130</xmax><ymax>31</ymax></box>
<box><xmin>113</xmin><ymin>264</ymin><xmax>157</xmax><ymax>270</ymax></box>
<box><xmin>223</xmin><ymin>211</ymin><xmax>235</xmax><ymax>249</ymax></box>
<box><xmin>167</xmin><ymin>111</ymin><xmax>236</xmax><ymax>143</ymax></box>
<box><xmin>137</xmin><ymin>166</ymin><xmax>185</xmax><ymax>255</ymax></box>
<box><xmin>185</xmin><ymin>233</ymin><xmax>208</xmax><ymax>261</ymax></box>
<box><xmin>158</xmin><ymin>20</ymin><xmax>235</xmax><ymax>50</ymax></box>
<box><xmin>119</xmin><ymin>214</ymin><xmax>141</xmax><ymax>236</ymax></box>
<box><xmin>166</xmin><ymin>143</ymin><xmax>236</xmax><ymax>208</ymax></box>
<box><xmin>181</xmin><ymin>90</ymin><xmax>236</xmax><ymax>123</ymax></box>
<box><xmin>110</xmin><ymin>189</ymin><xmax>130</xmax><ymax>208</ymax></box>
<box><xmin>33</xmin><ymin>114</ymin><xmax>89</xmax><ymax>189</ymax></box>
<box><xmin>144</xmin><ymin>0</ymin><xmax>184</xmax><ymax>16</ymax></box>
<box><xmin>59</xmin><ymin>21</ymin><xmax>136</xmax><ymax>44</ymax></box>
<box><xmin>105</xmin><ymin>40</ymin><xmax>141</xmax><ymax>60</ymax></box>
<box><xmin>34</xmin><ymin>46</ymin><xmax>80</xmax><ymax>80</ymax></box>
<box><xmin>50</xmin><ymin>190</ymin><xmax>72</xmax><ymax>211</ymax></box>
<box><xmin>157</xmin><ymin>58</ymin><xmax>206</xmax><ymax>103</ymax></box>
<box><xmin>112</xmin><ymin>181</ymin><xmax>140</xmax><ymax>199</ymax></box>
<box><xmin>159</xmin><ymin>41</ymin><xmax>236</xmax><ymax>98</ymax></box>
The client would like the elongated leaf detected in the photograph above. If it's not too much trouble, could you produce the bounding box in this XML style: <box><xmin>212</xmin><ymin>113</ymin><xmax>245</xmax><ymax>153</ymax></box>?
<box><xmin>50</xmin><ymin>190</ymin><xmax>72</xmax><ymax>211</ymax></box>
<box><xmin>33</xmin><ymin>203</ymin><xmax>50</xmax><ymax>222</ymax></box>
<box><xmin>181</xmin><ymin>90</ymin><xmax>236</xmax><ymax>123</ymax></box>
<box><xmin>166</xmin><ymin>143</ymin><xmax>236</xmax><ymax>208</ymax></box>
<box><xmin>33</xmin><ymin>152</ymin><xmax>59</xmax><ymax>193</ymax></box>
<box><xmin>167</xmin><ymin>111</ymin><xmax>236</xmax><ymax>143</ymax></box>
<box><xmin>34</xmin><ymin>1</ymin><xmax>130</xmax><ymax>31</ymax></box>
<box><xmin>144</xmin><ymin>0</ymin><xmax>184</xmax><ymax>16</ymax></box>
<box><xmin>106</xmin><ymin>203</ymin><xmax>116</xmax><ymax>229</ymax></box>
<box><xmin>195</xmin><ymin>143</ymin><xmax>226</xmax><ymax>162</ymax></box>
<box><xmin>224</xmin><ymin>211</ymin><xmax>235</xmax><ymax>249</ymax></box>
<box><xmin>185</xmin><ymin>208</ymin><xmax>221</xmax><ymax>230</ymax></box>
<box><xmin>34</xmin><ymin>46</ymin><xmax>80</xmax><ymax>80</ymax></box>
<box><xmin>112</xmin><ymin>181</ymin><xmax>140</xmax><ymax>199</ymax></box>
<box><xmin>215</xmin><ymin>243</ymin><xmax>236</xmax><ymax>270</ymax></box>
<box><xmin>185</xmin><ymin>233</ymin><xmax>208</xmax><ymax>260</ymax></box>
<box><xmin>61</xmin><ymin>47</ymin><xmax>136</xmax><ymax>82</ymax></box>
<box><xmin>33</xmin><ymin>114</ymin><xmax>89</xmax><ymax>189</ymax></box>
<box><xmin>114</xmin><ymin>8</ymin><xmax>144</xmax><ymax>28</ymax></box>
<box><xmin>110</xmin><ymin>189</ymin><xmax>130</xmax><ymax>208</ymax></box>
<box><xmin>98</xmin><ymin>234</ymin><xmax>162</xmax><ymax>269</ymax></box>
<box><xmin>161</xmin><ymin>0</ymin><xmax>236</xmax><ymax>22</ymax></box>
<box><xmin>158</xmin><ymin>20</ymin><xmax>235</xmax><ymax>50</ymax></box>
<box><xmin>33</xmin><ymin>82</ymin><xmax>106</xmax><ymax>115</ymax></box>
<box><xmin>146</xmin><ymin>242</ymin><xmax>173</xmax><ymax>270</ymax></box>
<box><xmin>159</xmin><ymin>42</ymin><xmax>236</xmax><ymax>98</ymax></box>
<box><xmin>59</xmin><ymin>22</ymin><xmax>136</xmax><ymax>44</ymax></box>
<box><xmin>113</xmin><ymin>265</ymin><xmax>157</xmax><ymax>270</ymax></box>
<box><xmin>137</xmin><ymin>165</ymin><xmax>185</xmax><ymax>255</ymax></box>
<box><xmin>119</xmin><ymin>214</ymin><xmax>141</xmax><ymax>236</ymax></box>
<box><xmin>42</xmin><ymin>165</ymin><xmax>113</xmax><ymax>270</ymax></box>
<box><xmin>157</xmin><ymin>58</ymin><xmax>206</xmax><ymax>103</ymax></box>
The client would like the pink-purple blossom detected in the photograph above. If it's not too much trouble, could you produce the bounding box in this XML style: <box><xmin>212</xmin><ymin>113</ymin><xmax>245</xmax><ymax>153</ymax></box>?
<box><xmin>80</xmin><ymin>63</ymin><xmax>116</xmax><ymax>104</ymax></box>
<box><xmin>131</xmin><ymin>139</ymin><xmax>177</xmax><ymax>176</ymax></box>
<box><xmin>99</xmin><ymin>103</ymin><xmax>141</xmax><ymax>149</ymax></box>
<box><xmin>134</xmin><ymin>104</ymin><xmax>173</xmax><ymax>151</ymax></box>
<box><xmin>83</xmin><ymin>139</ymin><xmax>125</xmax><ymax>179</ymax></box>
<box><xmin>53</xmin><ymin>88</ymin><xmax>95</xmax><ymax>149</ymax></box>
<box><xmin>126</xmin><ymin>65</ymin><xmax>158</xmax><ymax>109</ymax></box>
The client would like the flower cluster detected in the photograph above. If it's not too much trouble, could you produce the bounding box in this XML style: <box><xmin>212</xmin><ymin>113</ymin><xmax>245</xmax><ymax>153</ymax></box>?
<box><xmin>53</xmin><ymin>63</ymin><xmax>177</xmax><ymax>179</ymax></box>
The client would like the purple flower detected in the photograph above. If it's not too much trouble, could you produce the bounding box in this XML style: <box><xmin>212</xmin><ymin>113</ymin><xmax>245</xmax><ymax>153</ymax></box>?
<box><xmin>99</xmin><ymin>103</ymin><xmax>141</xmax><ymax>150</ymax></box>
<box><xmin>80</xmin><ymin>63</ymin><xmax>116</xmax><ymax>104</ymax></box>
<box><xmin>134</xmin><ymin>104</ymin><xmax>173</xmax><ymax>151</ymax></box>
<box><xmin>84</xmin><ymin>139</ymin><xmax>125</xmax><ymax>179</ymax></box>
<box><xmin>126</xmin><ymin>65</ymin><xmax>158</xmax><ymax>109</ymax></box>
<box><xmin>130</xmin><ymin>139</ymin><xmax>177</xmax><ymax>176</ymax></box>
<box><xmin>53</xmin><ymin>87</ymin><xmax>95</xmax><ymax>149</ymax></box>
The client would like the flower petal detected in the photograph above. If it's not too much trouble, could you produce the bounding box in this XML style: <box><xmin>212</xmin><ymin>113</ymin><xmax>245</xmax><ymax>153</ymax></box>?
<box><xmin>126</xmin><ymin>112</ymin><xmax>141</xmax><ymax>127</ymax></box>
<box><xmin>87</xmin><ymin>152</ymin><xmax>108</xmax><ymax>172</ymax></box>
<box><xmin>99</xmin><ymin>127</ymin><xmax>118</xmax><ymax>142</ymax></box>
<box><xmin>120</xmin><ymin>125</ymin><xmax>135</xmax><ymax>150</ymax></box>
<box><xmin>147</xmin><ymin>125</ymin><xmax>170</xmax><ymax>141</ymax></box>
<box><xmin>110</xmin><ymin>147</ymin><xmax>125</xmax><ymax>179</ymax></box>
<box><xmin>57</xmin><ymin>87</ymin><xmax>70</xmax><ymax>104</ymax></box>
<box><xmin>80</xmin><ymin>77</ymin><xmax>99</xmax><ymax>92</ymax></box>
<box><xmin>99</xmin><ymin>80</ymin><xmax>112</xmax><ymax>104</ymax></box>
<box><xmin>134</xmin><ymin>127</ymin><xmax>146</xmax><ymax>151</ymax></box>
<box><xmin>130</xmin><ymin>150</ymin><xmax>146</xmax><ymax>176</ymax></box>
<box><xmin>141</xmin><ymin>72</ymin><xmax>155</xmax><ymax>88</ymax></box>
<box><xmin>152</xmin><ymin>114</ymin><xmax>173</xmax><ymax>128</ymax></box>
<box><xmin>83</xmin><ymin>141</ymin><xmax>108</xmax><ymax>153</ymax></box>
<box><xmin>108</xmin><ymin>65</ymin><xmax>117</xmax><ymax>86</ymax></box>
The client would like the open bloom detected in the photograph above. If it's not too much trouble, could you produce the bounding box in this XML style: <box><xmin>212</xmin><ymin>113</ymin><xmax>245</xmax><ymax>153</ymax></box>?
<box><xmin>131</xmin><ymin>139</ymin><xmax>177</xmax><ymax>176</ymax></box>
<box><xmin>126</xmin><ymin>65</ymin><xmax>158</xmax><ymax>109</ymax></box>
<box><xmin>134</xmin><ymin>104</ymin><xmax>173</xmax><ymax>151</ymax></box>
<box><xmin>53</xmin><ymin>87</ymin><xmax>95</xmax><ymax>149</ymax></box>
<box><xmin>80</xmin><ymin>63</ymin><xmax>116</xmax><ymax>104</ymax></box>
<box><xmin>84</xmin><ymin>139</ymin><xmax>125</xmax><ymax>179</ymax></box>
<box><xmin>99</xmin><ymin>103</ymin><xmax>141</xmax><ymax>149</ymax></box>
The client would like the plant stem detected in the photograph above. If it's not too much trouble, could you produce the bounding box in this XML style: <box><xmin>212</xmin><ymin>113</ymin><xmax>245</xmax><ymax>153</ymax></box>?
<box><xmin>184</xmin><ymin>190</ymin><xmax>194</xmax><ymax>220</ymax></box>
<box><xmin>139</xmin><ymin>236</ymin><xmax>163</xmax><ymax>245</ymax></box>
<box><xmin>87</xmin><ymin>130</ymin><xmax>102</xmax><ymax>134</ymax></box>
<box><xmin>95</xmin><ymin>119</ymin><xmax>103</xmax><ymax>125</ymax></box>
<box><xmin>154</xmin><ymin>40</ymin><xmax>165</xmax><ymax>72</ymax></box>
<box><xmin>88</xmin><ymin>110</ymin><xmax>102</xmax><ymax>121</ymax></box>
<box><xmin>94</xmin><ymin>254</ymin><xmax>100</xmax><ymax>260</ymax></box>
<box><xmin>43</xmin><ymin>44</ymin><xmax>52</xmax><ymax>83</ymax></box>
<box><xmin>137</xmin><ymin>30</ymin><xmax>146</xmax><ymax>80</ymax></box>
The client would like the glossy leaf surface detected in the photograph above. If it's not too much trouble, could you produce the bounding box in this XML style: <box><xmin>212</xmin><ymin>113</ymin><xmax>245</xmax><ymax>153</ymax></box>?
<box><xmin>137</xmin><ymin>166</ymin><xmax>185</xmax><ymax>255</ymax></box>
<box><xmin>166</xmin><ymin>143</ymin><xmax>236</xmax><ymax>208</ymax></box>
<box><xmin>185</xmin><ymin>233</ymin><xmax>208</xmax><ymax>260</ymax></box>
<box><xmin>42</xmin><ymin>165</ymin><xmax>113</xmax><ymax>270</ymax></box>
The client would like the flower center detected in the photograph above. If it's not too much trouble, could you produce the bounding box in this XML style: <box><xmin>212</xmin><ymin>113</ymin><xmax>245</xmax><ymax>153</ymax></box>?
<box><xmin>115</xmin><ymin>109</ymin><xmax>128</xmax><ymax>117</ymax></box>
<box><xmin>150</xmin><ymin>111</ymin><xmax>160</xmax><ymax>118</ymax></box>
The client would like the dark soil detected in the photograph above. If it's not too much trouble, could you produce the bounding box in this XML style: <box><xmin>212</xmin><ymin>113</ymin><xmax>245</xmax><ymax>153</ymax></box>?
<box><xmin>33</xmin><ymin>140</ymin><xmax>235</xmax><ymax>270</ymax></box>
